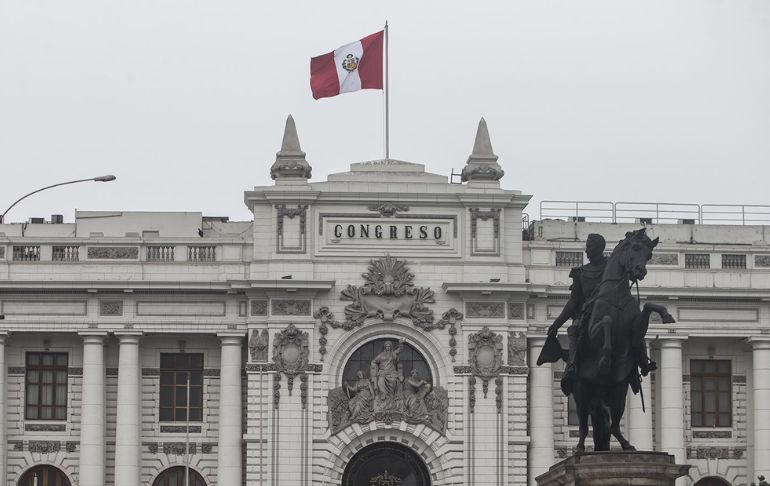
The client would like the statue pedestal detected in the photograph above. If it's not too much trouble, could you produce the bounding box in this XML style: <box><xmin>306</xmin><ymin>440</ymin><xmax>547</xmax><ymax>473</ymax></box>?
<box><xmin>535</xmin><ymin>451</ymin><xmax>690</xmax><ymax>486</ymax></box>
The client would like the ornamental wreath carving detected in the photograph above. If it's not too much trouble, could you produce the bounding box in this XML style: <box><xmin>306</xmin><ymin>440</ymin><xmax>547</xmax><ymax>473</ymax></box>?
<box><xmin>340</xmin><ymin>254</ymin><xmax>435</xmax><ymax>329</ymax></box>
<box><xmin>273</xmin><ymin>324</ymin><xmax>309</xmax><ymax>395</ymax></box>
<box><xmin>327</xmin><ymin>339</ymin><xmax>448</xmax><ymax>434</ymax></box>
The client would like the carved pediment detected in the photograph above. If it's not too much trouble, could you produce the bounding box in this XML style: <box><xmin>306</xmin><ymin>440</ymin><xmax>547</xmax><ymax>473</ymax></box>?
<box><xmin>340</xmin><ymin>255</ymin><xmax>435</xmax><ymax>329</ymax></box>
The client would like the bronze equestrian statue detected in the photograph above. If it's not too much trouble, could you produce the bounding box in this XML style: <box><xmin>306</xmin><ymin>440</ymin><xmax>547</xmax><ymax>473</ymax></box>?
<box><xmin>538</xmin><ymin>229</ymin><xmax>675</xmax><ymax>452</ymax></box>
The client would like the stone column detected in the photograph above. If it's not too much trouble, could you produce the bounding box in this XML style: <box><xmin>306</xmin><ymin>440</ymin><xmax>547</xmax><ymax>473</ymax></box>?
<box><xmin>658</xmin><ymin>336</ymin><xmax>686</xmax><ymax>485</ymax></box>
<box><xmin>528</xmin><ymin>337</ymin><xmax>554</xmax><ymax>486</ymax></box>
<box><xmin>627</xmin><ymin>339</ymin><xmax>654</xmax><ymax>451</ymax></box>
<box><xmin>0</xmin><ymin>332</ymin><xmax>7</xmax><ymax>482</ymax></box>
<box><xmin>217</xmin><ymin>333</ymin><xmax>243</xmax><ymax>485</ymax></box>
<box><xmin>750</xmin><ymin>338</ymin><xmax>770</xmax><ymax>480</ymax></box>
<box><xmin>79</xmin><ymin>331</ymin><xmax>108</xmax><ymax>486</ymax></box>
<box><xmin>114</xmin><ymin>332</ymin><xmax>143</xmax><ymax>486</ymax></box>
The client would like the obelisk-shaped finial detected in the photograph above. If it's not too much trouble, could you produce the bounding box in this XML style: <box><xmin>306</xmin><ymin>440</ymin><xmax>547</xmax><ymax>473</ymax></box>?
<box><xmin>270</xmin><ymin>114</ymin><xmax>312</xmax><ymax>181</ymax></box>
<box><xmin>461</xmin><ymin>117</ymin><xmax>504</xmax><ymax>183</ymax></box>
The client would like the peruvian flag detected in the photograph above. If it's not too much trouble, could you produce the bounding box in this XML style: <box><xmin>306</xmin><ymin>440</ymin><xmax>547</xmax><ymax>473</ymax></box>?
<box><xmin>310</xmin><ymin>31</ymin><xmax>384</xmax><ymax>100</ymax></box>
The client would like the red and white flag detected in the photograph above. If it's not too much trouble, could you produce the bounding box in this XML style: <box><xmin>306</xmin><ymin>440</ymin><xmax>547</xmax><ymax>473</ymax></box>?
<box><xmin>310</xmin><ymin>31</ymin><xmax>384</xmax><ymax>100</ymax></box>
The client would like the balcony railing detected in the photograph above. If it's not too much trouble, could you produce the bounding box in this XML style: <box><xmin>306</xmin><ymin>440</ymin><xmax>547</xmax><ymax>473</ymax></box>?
<box><xmin>146</xmin><ymin>246</ymin><xmax>175</xmax><ymax>262</ymax></box>
<box><xmin>13</xmin><ymin>246</ymin><xmax>40</xmax><ymax>262</ymax></box>
<box><xmin>539</xmin><ymin>201</ymin><xmax>770</xmax><ymax>225</ymax></box>
<box><xmin>52</xmin><ymin>245</ymin><xmax>80</xmax><ymax>262</ymax></box>
<box><xmin>188</xmin><ymin>246</ymin><xmax>216</xmax><ymax>262</ymax></box>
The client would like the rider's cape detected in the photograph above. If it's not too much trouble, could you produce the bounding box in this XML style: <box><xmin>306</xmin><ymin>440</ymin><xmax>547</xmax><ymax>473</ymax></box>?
<box><xmin>536</xmin><ymin>334</ymin><xmax>568</xmax><ymax>365</ymax></box>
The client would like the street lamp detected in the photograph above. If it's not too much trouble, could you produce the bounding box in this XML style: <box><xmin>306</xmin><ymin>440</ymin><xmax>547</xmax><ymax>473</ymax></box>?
<box><xmin>0</xmin><ymin>175</ymin><xmax>117</xmax><ymax>224</ymax></box>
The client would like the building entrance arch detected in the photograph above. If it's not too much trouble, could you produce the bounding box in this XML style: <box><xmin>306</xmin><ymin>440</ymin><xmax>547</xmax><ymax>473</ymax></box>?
<box><xmin>694</xmin><ymin>478</ymin><xmax>731</xmax><ymax>486</ymax></box>
<box><xmin>18</xmin><ymin>465</ymin><xmax>71</xmax><ymax>486</ymax></box>
<box><xmin>152</xmin><ymin>466</ymin><xmax>207</xmax><ymax>486</ymax></box>
<box><xmin>341</xmin><ymin>441</ymin><xmax>431</xmax><ymax>486</ymax></box>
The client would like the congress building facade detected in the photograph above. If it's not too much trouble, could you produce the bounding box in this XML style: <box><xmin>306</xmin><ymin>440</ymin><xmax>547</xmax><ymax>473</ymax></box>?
<box><xmin>1</xmin><ymin>117</ymin><xmax>769</xmax><ymax>486</ymax></box>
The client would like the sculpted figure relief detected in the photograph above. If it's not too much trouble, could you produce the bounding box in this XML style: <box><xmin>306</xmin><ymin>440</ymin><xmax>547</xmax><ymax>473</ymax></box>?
<box><xmin>345</xmin><ymin>370</ymin><xmax>374</xmax><ymax>421</ymax></box>
<box><xmin>538</xmin><ymin>229</ymin><xmax>675</xmax><ymax>452</ymax></box>
<box><xmin>403</xmin><ymin>369</ymin><xmax>432</xmax><ymax>419</ymax></box>
<box><xmin>370</xmin><ymin>338</ymin><xmax>405</xmax><ymax>411</ymax></box>
<box><xmin>327</xmin><ymin>338</ymin><xmax>448</xmax><ymax>434</ymax></box>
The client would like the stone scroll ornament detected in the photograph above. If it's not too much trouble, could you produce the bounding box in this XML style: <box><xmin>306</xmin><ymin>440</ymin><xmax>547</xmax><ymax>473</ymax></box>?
<box><xmin>340</xmin><ymin>254</ymin><xmax>435</xmax><ymax>329</ymax></box>
<box><xmin>468</xmin><ymin>326</ymin><xmax>504</xmax><ymax>400</ymax></box>
<box><xmin>272</xmin><ymin>324</ymin><xmax>309</xmax><ymax>396</ymax></box>
<box><xmin>327</xmin><ymin>339</ymin><xmax>448</xmax><ymax>435</ymax></box>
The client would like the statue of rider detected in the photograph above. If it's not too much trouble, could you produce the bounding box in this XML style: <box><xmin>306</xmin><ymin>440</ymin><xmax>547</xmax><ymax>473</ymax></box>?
<box><xmin>547</xmin><ymin>233</ymin><xmax>657</xmax><ymax>394</ymax></box>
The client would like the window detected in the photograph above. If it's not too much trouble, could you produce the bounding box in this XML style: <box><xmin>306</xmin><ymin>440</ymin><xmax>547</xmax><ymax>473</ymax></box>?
<box><xmin>25</xmin><ymin>353</ymin><xmax>68</xmax><ymax>420</ymax></box>
<box><xmin>159</xmin><ymin>353</ymin><xmax>203</xmax><ymax>422</ymax></box>
<box><xmin>342</xmin><ymin>338</ymin><xmax>431</xmax><ymax>387</ymax></box>
<box><xmin>721</xmin><ymin>254</ymin><xmax>746</xmax><ymax>269</ymax></box>
<box><xmin>685</xmin><ymin>253</ymin><xmax>710</xmax><ymax>269</ymax></box>
<box><xmin>556</xmin><ymin>251</ymin><xmax>583</xmax><ymax>268</ymax></box>
<box><xmin>691</xmin><ymin>360</ymin><xmax>732</xmax><ymax>427</ymax></box>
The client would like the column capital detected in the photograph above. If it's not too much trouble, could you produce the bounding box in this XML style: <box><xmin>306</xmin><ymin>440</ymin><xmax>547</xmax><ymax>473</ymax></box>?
<box><xmin>747</xmin><ymin>336</ymin><xmax>770</xmax><ymax>349</ymax></box>
<box><xmin>218</xmin><ymin>331</ymin><xmax>245</xmax><ymax>345</ymax></box>
<box><xmin>78</xmin><ymin>330</ymin><xmax>109</xmax><ymax>343</ymax></box>
<box><xmin>114</xmin><ymin>330</ymin><xmax>143</xmax><ymax>343</ymax></box>
<box><xmin>655</xmin><ymin>334</ymin><xmax>688</xmax><ymax>348</ymax></box>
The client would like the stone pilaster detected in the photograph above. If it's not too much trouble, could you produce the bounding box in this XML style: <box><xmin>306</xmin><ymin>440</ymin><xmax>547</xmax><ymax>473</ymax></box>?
<box><xmin>0</xmin><ymin>332</ymin><xmax>7</xmax><ymax>483</ymax></box>
<box><xmin>528</xmin><ymin>337</ymin><xmax>554</xmax><ymax>486</ymax></box>
<box><xmin>217</xmin><ymin>333</ymin><xmax>244</xmax><ymax>485</ymax></box>
<box><xmin>78</xmin><ymin>331</ymin><xmax>108</xmax><ymax>486</ymax></box>
<box><xmin>627</xmin><ymin>339</ymin><xmax>654</xmax><ymax>451</ymax></box>
<box><xmin>749</xmin><ymin>337</ymin><xmax>770</xmax><ymax>481</ymax></box>
<box><xmin>658</xmin><ymin>336</ymin><xmax>686</xmax><ymax>486</ymax></box>
<box><xmin>114</xmin><ymin>331</ymin><xmax>143</xmax><ymax>486</ymax></box>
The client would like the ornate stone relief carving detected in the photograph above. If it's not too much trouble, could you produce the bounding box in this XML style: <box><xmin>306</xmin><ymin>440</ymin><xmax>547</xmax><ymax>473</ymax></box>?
<box><xmin>368</xmin><ymin>202</ymin><xmax>409</xmax><ymax>217</ymax></box>
<box><xmin>100</xmin><ymin>300</ymin><xmax>123</xmax><ymax>316</ymax></box>
<box><xmin>434</xmin><ymin>308</ymin><xmax>463</xmax><ymax>361</ymax></box>
<box><xmin>508</xmin><ymin>331</ymin><xmax>526</xmax><ymax>365</ymax></box>
<box><xmin>273</xmin><ymin>324</ymin><xmax>309</xmax><ymax>396</ymax></box>
<box><xmin>251</xmin><ymin>300</ymin><xmax>268</xmax><ymax>316</ymax></box>
<box><xmin>649</xmin><ymin>253</ymin><xmax>679</xmax><ymax>266</ymax></box>
<box><xmin>163</xmin><ymin>442</ymin><xmax>195</xmax><ymax>455</ymax></box>
<box><xmin>495</xmin><ymin>377</ymin><xmax>503</xmax><ymax>414</ymax></box>
<box><xmin>340</xmin><ymin>254</ymin><xmax>435</xmax><ymax>328</ymax></box>
<box><xmin>468</xmin><ymin>326</ymin><xmax>504</xmax><ymax>397</ymax></box>
<box><xmin>313</xmin><ymin>306</ymin><xmax>338</xmax><ymax>361</ymax></box>
<box><xmin>327</xmin><ymin>340</ymin><xmax>448</xmax><ymax>434</ymax></box>
<box><xmin>756</xmin><ymin>255</ymin><xmax>770</xmax><ymax>267</ymax></box>
<box><xmin>275</xmin><ymin>204</ymin><xmax>308</xmax><ymax>254</ymax></box>
<box><xmin>87</xmin><ymin>246</ymin><xmax>139</xmax><ymax>259</ymax></box>
<box><xmin>28</xmin><ymin>441</ymin><xmax>61</xmax><ymax>453</ymax></box>
<box><xmin>466</xmin><ymin>302</ymin><xmax>505</xmax><ymax>318</ymax></box>
<box><xmin>687</xmin><ymin>446</ymin><xmax>744</xmax><ymax>460</ymax></box>
<box><xmin>25</xmin><ymin>424</ymin><xmax>65</xmax><ymax>432</ymax></box>
<box><xmin>248</xmin><ymin>329</ymin><xmax>269</xmax><ymax>362</ymax></box>
<box><xmin>469</xmin><ymin>208</ymin><xmax>501</xmax><ymax>238</ymax></box>
<box><xmin>66</xmin><ymin>441</ymin><xmax>77</xmax><ymax>453</ymax></box>
<box><xmin>508</xmin><ymin>302</ymin><xmax>525</xmax><ymax>320</ymax></box>
<box><xmin>271</xmin><ymin>299</ymin><xmax>311</xmax><ymax>316</ymax></box>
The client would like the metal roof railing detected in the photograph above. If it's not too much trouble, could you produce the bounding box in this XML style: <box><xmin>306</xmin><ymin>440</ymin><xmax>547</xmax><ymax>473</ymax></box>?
<box><xmin>539</xmin><ymin>201</ymin><xmax>770</xmax><ymax>226</ymax></box>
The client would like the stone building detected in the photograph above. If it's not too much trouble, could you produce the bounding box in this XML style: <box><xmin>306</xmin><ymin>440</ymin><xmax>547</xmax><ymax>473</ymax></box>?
<box><xmin>0</xmin><ymin>116</ymin><xmax>768</xmax><ymax>486</ymax></box>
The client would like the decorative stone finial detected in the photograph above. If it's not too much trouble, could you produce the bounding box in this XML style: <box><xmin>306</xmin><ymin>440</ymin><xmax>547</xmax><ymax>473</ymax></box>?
<box><xmin>270</xmin><ymin>115</ymin><xmax>312</xmax><ymax>180</ymax></box>
<box><xmin>461</xmin><ymin>117</ymin><xmax>504</xmax><ymax>183</ymax></box>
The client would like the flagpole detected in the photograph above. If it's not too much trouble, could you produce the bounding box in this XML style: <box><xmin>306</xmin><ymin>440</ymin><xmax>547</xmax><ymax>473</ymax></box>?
<box><xmin>384</xmin><ymin>21</ymin><xmax>390</xmax><ymax>161</ymax></box>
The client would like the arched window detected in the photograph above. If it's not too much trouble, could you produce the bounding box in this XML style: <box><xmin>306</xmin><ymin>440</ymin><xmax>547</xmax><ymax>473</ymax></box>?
<box><xmin>18</xmin><ymin>465</ymin><xmax>71</xmax><ymax>486</ymax></box>
<box><xmin>152</xmin><ymin>467</ymin><xmax>207</xmax><ymax>486</ymax></box>
<box><xmin>694</xmin><ymin>477</ymin><xmax>731</xmax><ymax>486</ymax></box>
<box><xmin>342</xmin><ymin>338</ymin><xmax>431</xmax><ymax>385</ymax></box>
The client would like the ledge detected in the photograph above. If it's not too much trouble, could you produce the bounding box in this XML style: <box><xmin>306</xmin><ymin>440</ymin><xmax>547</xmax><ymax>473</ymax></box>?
<box><xmin>231</xmin><ymin>280</ymin><xmax>336</xmax><ymax>291</ymax></box>
<box><xmin>442</xmin><ymin>282</ymin><xmax>537</xmax><ymax>295</ymax></box>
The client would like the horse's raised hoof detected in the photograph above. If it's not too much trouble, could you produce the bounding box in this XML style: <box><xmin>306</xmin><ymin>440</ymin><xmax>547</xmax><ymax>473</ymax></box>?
<box><xmin>661</xmin><ymin>313</ymin><xmax>676</xmax><ymax>324</ymax></box>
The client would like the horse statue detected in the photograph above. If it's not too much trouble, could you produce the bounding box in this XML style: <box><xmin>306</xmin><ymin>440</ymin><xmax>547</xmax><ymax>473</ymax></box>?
<box><xmin>546</xmin><ymin>228</ymin><xmax>676</xmax><ymax>452</ymax></box>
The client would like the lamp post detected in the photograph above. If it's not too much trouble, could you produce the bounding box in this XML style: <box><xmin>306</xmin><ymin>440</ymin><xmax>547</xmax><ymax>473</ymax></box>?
<box><xmin>0</xmin><ymin>175</ymin><xmax>116</xmax><ymax>224</ymax></box>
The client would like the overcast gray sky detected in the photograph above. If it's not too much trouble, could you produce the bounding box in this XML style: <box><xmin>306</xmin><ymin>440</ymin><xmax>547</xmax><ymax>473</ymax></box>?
<box><xmin>1</xmin><ymin>0</ymin><xmax>768</xmax><ymax>223</ymax></box>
